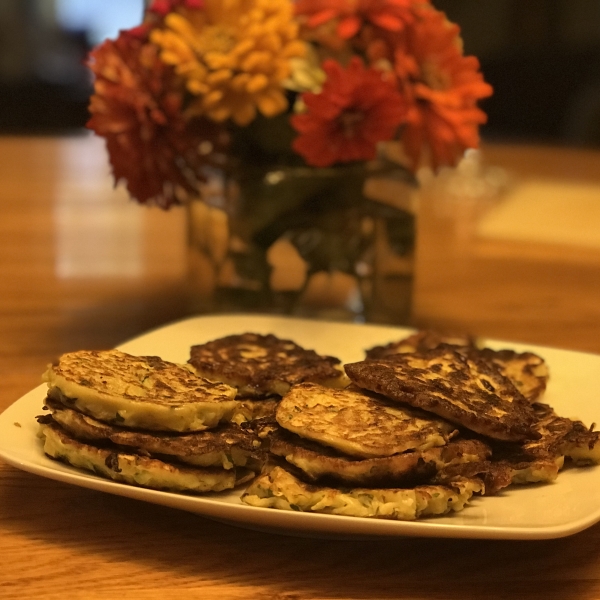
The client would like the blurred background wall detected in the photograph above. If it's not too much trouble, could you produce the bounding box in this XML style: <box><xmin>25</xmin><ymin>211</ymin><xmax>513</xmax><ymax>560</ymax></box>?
<box><xmin>0</xmin><ymin>0</ymin><xmax>143</xmax><ymax>132</ymax></box>
<box><xmin>1</xmin><ymin>0</ymin><xmax>599</xmax><ymax>147</ymax></box>
<box><xmin>437</xmin><ymin>0</ymin><xmax>600</xmax><ymax>147</ymax></box>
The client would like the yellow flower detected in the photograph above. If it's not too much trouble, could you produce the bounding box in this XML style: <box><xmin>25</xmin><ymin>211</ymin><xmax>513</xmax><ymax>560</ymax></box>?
<box><xmin>150</xmin><ymin>0</ymin><xmax>306</xmax><ymax>126</ymax></box>
<box><xmin>283</xmin><ymin>45</ymin><xmax>326</xmax><ymax>93</ymax></box>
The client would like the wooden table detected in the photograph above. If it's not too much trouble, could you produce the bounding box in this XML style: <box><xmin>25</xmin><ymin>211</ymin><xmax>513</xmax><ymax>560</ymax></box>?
<box><xmin>1</xmin><ymin>134</ymin><xmax>600</xmax><ymax>599</ymax></box>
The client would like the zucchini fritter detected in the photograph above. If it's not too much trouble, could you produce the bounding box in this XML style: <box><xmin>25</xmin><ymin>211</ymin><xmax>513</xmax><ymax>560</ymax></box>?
<box><xmin>242</xmin><ymin>466</ymin><xmax>483</xmax><ymax>520</ymax></box>
<box><xmin>523</xmin><ymin>402</ymin><xmax>600</xmax><ymax>465</ymax></box>
<box><xmin>44</xmin><ymin>350</ymin><xmax>239</xmax><ymax>432</ymax></box>
<box><xmin>345</xmin><ymin>346</ymin><xmax>537</xmax><ymax>442</ymax></box>
<box><xmin>269</xmin><ymin>426</ymin><xmax>490</xmax><ymax>487</ymax></box>
<box><xmin>188</xmin><ymin>333</ymin><xmax>348</xmax><ymax>397</ymax></box>
<box><xmin>276</xmin><ymin>382</ymin><xmax>456</xmax><ymax>458</ymax></box>
<box><xmin>46</xmin><ymin>403</ymin><xmax>264</xmax><ymax>470</ymax></box>
<box><xmin>366</xmin><ymin>331</ymin><xmax>549</xmax><ymax>402</ymax></box>
<box><xmin>39</xmin><ymin>422</ymin><xmax>253</xmax><ymax>493</ymax></box>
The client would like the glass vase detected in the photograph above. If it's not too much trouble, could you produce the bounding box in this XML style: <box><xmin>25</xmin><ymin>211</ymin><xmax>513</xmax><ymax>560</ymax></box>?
<box><xmin>187</xmin><ymin>160</ymin><xmax>416</xmax><ymax>324</ymax></box>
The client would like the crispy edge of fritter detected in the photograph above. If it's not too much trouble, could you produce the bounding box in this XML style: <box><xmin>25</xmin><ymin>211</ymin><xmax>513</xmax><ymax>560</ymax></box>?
<box><xmin>269</xmin><ymin>427</ymin><xmax>491</xmax><ymax>487</ymax></box>
<box><xmin>269</xmin><ymin>428</ymin><xmax>433</xmax><ymax>486</ymax></box>
<box><xmin>365</xmin><ymin>330</ymin><xmax>477</xmax><ymax>359</ymax></box>
<box><xmin>241</xmin><ymin>465</ymin><xmax>483</xmax><ymax>520</ymax></box>
<box><xmin>562</xmin><ymin>421</ymin><xmax>600</xmax><ymax>465</ymax></box>
<box><xmin>44</xmin><ymin>401</ymin><xmax>265</xmax><ymax>470</ymax></box>
<box><xmin>433</xmin><ymin>402</ymin><xmax>600</xmax><ymax>495</ymax></box>
<box><xmin>433</xmin><ymin>455</ymin><xmax>562</xmax><ymax>496</ymax></box>
<box><xmin>524</xmin><ymin>403</ymin><xmax>600</xmax><ymax>466</ymax></box>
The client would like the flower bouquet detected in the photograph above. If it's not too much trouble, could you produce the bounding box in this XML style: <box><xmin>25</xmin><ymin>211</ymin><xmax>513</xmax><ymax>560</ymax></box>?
<box><xmin>86</xmin><ymin>0</ymin><xmax>492</xmax><ymax>321</ymax></box>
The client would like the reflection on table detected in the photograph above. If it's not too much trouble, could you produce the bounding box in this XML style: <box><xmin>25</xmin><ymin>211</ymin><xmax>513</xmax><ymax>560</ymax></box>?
<box><xmin>415</xmin><ymin>144</ymin><xmax>600</xmax><ymax>353</ymax></box>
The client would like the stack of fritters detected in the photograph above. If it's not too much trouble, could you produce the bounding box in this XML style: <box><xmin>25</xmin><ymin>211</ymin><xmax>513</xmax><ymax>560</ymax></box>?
<box><xmin>450</xmin><ymin>400</ymin><xmax>600</xmax><ymax>494</ymax></box>
<box><xmin>38</xmin><ymin>349</ymin><xmax>267</xmax><ymax>493</ymax></box>
<box><xmin>38</xmin><ymin>334</ymin><xmax>351</xmax><ymax>495</ymax></box>
<box><xmin>242</xmin><ymin>382</ymin><xmax>489</xmax><ymax>519</ymax></box>
<box><xmin>349</xmin><ymin>334</ymin><xmax>598</xmax><ymax>494</ymax></box>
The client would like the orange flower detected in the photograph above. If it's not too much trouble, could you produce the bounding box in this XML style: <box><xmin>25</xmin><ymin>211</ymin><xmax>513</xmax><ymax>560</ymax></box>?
<box><xmin>291</xmin><ymin>57</ymin><xmax>407</xmax><ymax>167</ymax></box>
<box><xmin>87</xmin><ymin>31</ymin><xmax>224</xmax><ymax>207</ymax></box>
<box><xmin>295</xmin><ymin>0</ymin><xmax>424</xmax><ymax>39</ymax></box>
<box><xmin>395</xmin><ymin>7</ymin><xmax>493</xmax><ymax>169</ymax></box>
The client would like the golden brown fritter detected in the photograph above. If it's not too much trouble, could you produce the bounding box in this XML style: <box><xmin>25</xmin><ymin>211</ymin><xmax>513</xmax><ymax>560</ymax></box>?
<box><xmin>345</xmin><ymin>346</ymin><xmax>537</xmax><ymax>442</ymax></box>
<box><xmin>242</xmin><ymin>465</ymin><xmax>483</xmax><ymax>520</ymax></box>
<box><xmin>269</xmin><ymin>426</ymin><xmax>490</xmax><ymax>487</ymax></box>
<box><xmin>523</xmin><ymin>402</ymin><xmax>600</xmax><ymax>465</ymax></box>
<box><xmin>433</xmin><ymin>402</ymin><xmax>600</xmax><ymax>495</ymax></box>
<box><xmin>45</xmin><ymin>402</ymin><xmax>264</xmax><ymax>470</ymax></box>
<box><xmin>276</xmin><ymin>382</ymin><xmax>456</xmax><ymax>458</ymax></box>
<box><xmin>39</xmin><ymin>422</ymin><xmax>253</xmax><ymax>493</ymax></box>
<box><xmin>366</xmin><ymin>331</ymin><xmax>549</xmax><ymax>402</ymax></box>
<box><xmin>459</xmin><ymin>347</ymin><xmax>549</xmax><ymax>403</ymax></box>
<box><xmin>44</xmin><ymin>349</ymin><xmax>239</xmax><ymax>432</ymax></box>
<box><xmin>189</xmin><ymin>333</ymin><xmax>348</xmax><ymax>397</ymax></box>
<box><xmin>433</xmin><ymin>455</ymin><xmax>561</xmax><ymax>496</ymax></box>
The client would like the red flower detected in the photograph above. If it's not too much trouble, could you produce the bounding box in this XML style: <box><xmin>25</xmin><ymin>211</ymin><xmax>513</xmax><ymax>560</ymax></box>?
<box><xmin>295</xmin><ymin>0</ymin><xmax>425</xmax><ymax>39</ymax></box>
<box><xmin>394</xmin><ymin>7</ymin><xmax>493</xmax><ymax>169</ymax></box>
<box><xmin>291</xmin><ymin>57</ymin><xmax>407</xmax><ymax>167</ymax></box>
<box><xmin>86</xmin><ymin>31</ymin><xmax>224</xmax><ymax>207</ymax></box>
<box><xmin>148</xmin><ymin>0</ymin><xmax>204</xmax><ymax>17</ymax></box>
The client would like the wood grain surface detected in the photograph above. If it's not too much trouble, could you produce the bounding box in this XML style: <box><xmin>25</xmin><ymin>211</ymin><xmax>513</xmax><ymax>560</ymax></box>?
<box><xmin>1</xmin><ymin>134</ymin><xmax>600</xmax><ymax>600</ymax></box>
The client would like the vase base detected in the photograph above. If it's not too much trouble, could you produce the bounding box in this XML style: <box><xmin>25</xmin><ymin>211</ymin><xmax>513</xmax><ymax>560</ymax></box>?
<box><xmin>187</xmin><ymin>276</ymin><xmax>413</xmax><ymax>326</ymax></box>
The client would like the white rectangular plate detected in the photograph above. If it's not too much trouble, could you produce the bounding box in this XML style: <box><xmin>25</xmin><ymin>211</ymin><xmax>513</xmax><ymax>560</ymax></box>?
<box><xmin>1</xmin><ymin>314</ymin><xmax>600</xmax><ymax>540</ymax></box>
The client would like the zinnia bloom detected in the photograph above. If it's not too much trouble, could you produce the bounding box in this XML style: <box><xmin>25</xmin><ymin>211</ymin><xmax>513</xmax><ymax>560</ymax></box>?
<box><xmin>87</xmin><ymin>31</ymin><xmax>223</xmax><ymax>207</ymax></box>
<box><xmin>150</xmin><ymin>0</ymin><xmax>306</xmax><ymax>126</ymax></box>
<box><xmin>291</xmin><ymin>57</ymin><xmax>407</xmax><ymax>167</ymax></box>
<box><xmin>295</xmin><ymin>0</ymin><xmax>424</xmax><ymax>39</ymax></box>
<box><xmin>395</xmin><ymin>7</ymin><xmax>493</xmax><ymax>169</ymax></box>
